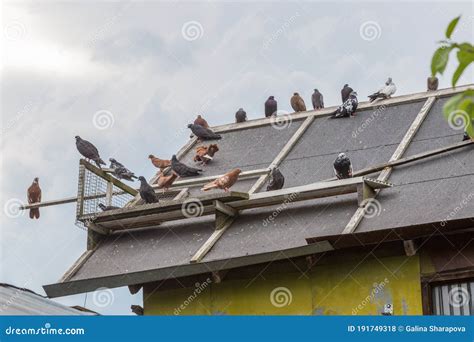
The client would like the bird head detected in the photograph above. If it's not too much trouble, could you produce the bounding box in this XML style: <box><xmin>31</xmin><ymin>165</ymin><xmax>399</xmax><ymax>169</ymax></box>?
<box><xmin>98</xmin><ymin>203</ymin><xmax>106</xmax><ymax>210</ymax></box>
<box><xmin>294</xmin><ymin>92</ymin><xmax>299</xmax><ymax>96</ymax></box>
<box><xmin>109</xmin><ymin>158</ymin><xmax>116</xmax><ymax>163</ymax></box>
<box><xmin>187</xmin><ymin>124</ymin><xmax>193</xmax><ymax>129</ymax></box>
<box><xmin>386</xmin><ymin>77</ymin><xmax>392</xmax><ymax>85</ymax></box>
<box><xmin>148</xmin><ymin>154</ymin><xmax>155</xmax><ymax>159</ymax></box>
<box><xmin>314</xmin><ymin>89</ymin><xmax>318</xmax><ymax>92</ymax></box>
<box><xmin>239</xmin><ymin>107</ymin><xmax>243</xmax><ymax>111</ymax></box>
<box><xmin>75</xmin><ymin>136</ymin><xmax>80</xmax><ymax>140</ymax></box>
<box><xmin>231</xmin><ymin>168</ymin><xmax>242</xmax><ymax>176</ymax></box>
<box><xmin>269</xmin><ymin>96</ymin><xmax>274</xmax><ymax>99</ymax></box>
<box><xmin>343</xmin><ymin>84</ymin><xmax>349</xmax><ymax>88</ymax></box>
<box><xmin>197</xmin><ymin>115</ymin><xmax>202</xmax><ymax>118</ymax></box>
<box><xmin>33</xmin><ymin>177</ymin><xmax>39</xmax><ymax>183</ymax></box>
<box><xmin>338</xmin><ymin>152</ymin><xmax>346</xmax><ymax>159</ymax></box>
<box><xmin>171</xmin><ymin>155</ymin><xmax>177</xmax><ymax>161</ymax></box>
<box><xmin>350</xmin><ymin>91</ymin><xmax>358</xmax><ymax>97</ymax></box>
<box><xmin>138</xmin><ymin>176</ymin><xmax>146</xmax><ymax>182</ymax></box>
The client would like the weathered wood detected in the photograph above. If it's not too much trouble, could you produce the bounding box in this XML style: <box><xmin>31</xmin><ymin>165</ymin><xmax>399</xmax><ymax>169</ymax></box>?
<box><xmin>58</xmin><ymin>249</ymin><xmax>95</xmax><ymax>283</ymax></box>
<box><xmin>215</xmin><ymin>200</ymin><xmax>238</xmax><ymax>218</ymax></box>
<box><xmin>190</xmin><ymin>220</ymin><xmax>234</xmax><ymax>263</ymax></box>
<box><xmin>403</xmin><ymin>240</ymin><xmax>417</xmax><ymax>256</ymax></box>
<box><xmin>342</xmin><ymin>96</ymin><xmax>436</xmax><ymax>234</ymax></box>
<box><xmin>249</xmin><ymin>116</ymin><xmax>315</xmax><ymax>193</ymax></box>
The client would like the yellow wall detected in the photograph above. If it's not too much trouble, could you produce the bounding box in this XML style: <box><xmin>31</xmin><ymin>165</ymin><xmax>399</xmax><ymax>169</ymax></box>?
<box><xmin>144</xmin><ymin>255</ymin><xmax>423</xmax><ymax>315</ymax></box>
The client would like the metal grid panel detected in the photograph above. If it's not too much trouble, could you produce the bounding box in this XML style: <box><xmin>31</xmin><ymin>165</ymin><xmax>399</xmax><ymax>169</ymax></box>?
<box><xmin>432</xmin><ymin>280</ymin><xmax>474</xmax><ymax>315</ymax></box>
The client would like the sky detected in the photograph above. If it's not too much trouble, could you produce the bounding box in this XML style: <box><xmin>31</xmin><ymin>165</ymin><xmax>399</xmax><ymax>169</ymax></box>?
<box><xmin>1</xmin><ymin>0</ymin><xmax>473</xmax><ymax>315</ymax></box>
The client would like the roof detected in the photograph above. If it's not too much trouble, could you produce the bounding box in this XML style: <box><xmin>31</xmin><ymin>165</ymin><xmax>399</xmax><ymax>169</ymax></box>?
<box><xmin>0</xmin><ymin>283</ymin><xmax>97</xmax><ymax>315</ymax></box>
<box><xmin>44</xmin><ymin>85</ymin><xmax>474</xmax><ymax>297</ymax></box>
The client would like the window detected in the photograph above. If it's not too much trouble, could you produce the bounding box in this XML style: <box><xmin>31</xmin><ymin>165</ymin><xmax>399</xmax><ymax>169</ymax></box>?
<box><xmin>431</xmin><ymin>280</ymin><xmax>473</xmax><ymax>315</ymax></box>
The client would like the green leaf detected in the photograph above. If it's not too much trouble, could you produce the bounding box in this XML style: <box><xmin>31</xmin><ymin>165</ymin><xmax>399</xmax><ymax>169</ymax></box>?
<box><xmin>431</xmin><ymin>46</ymin><xmax>452</xmax><ymax>76</ymax></box>
<box><xmin>446</xmin><ymin>16</ymin><xmax>461</xmax><ymax>39</ymax></box>
<box><xmin>452</xmin><ymin>48</ymin><xmax>474</xmax><ymax>86</ymax></box>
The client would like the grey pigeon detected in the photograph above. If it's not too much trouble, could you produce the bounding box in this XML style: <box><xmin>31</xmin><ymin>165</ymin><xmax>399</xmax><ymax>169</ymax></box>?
<box><xmin>109</xmin><ymin>158</ymin><xmax>137</xmax><ymax>181</ymax></box>
<box><xmin>427</xmin><ymin>76</ymin><xmax>439</xmax><ymax>91</ymax></box>
<box><xmin>98</xmin><ymin>203</ymin><xmax>120</xmax><ymax>211</ymax></box>
<box><xmin>266</xmin><ymin>167</ymin><xmax>285</xmax><ymax>191</ymax></box>
<box><xmin>341</xmin><ymin>84</ymin><xmax>353</xmax><ymax>103</ymax></box>
<box><xmin>138</xmin><ymin>176</ymin><xmax>159</xmax><ymax>204</ymax></box>
<box><xmin>75</xmin><ymin>136</ymin><xmax>106</xmax><ymax>168</ymax></box>
<box><xmin>265</xmin><ymin>96</ymin><xmax>277</xmax><ymax>117</ymax></box>
<box><xmin>235</xmin><ymin>108</ymin><xmax>247</xmax><ymax>123</ymax></box>
<box><xmin>368</xmin><ymin>78</ymin><xmax>397</xmax><ymax>102</ymax></box>
<box><xmin>171</xmin><ymin>155</ymin><xmax>202</xmax><ymax>177</ymax></box>
<box><xmin>331</xmin><ymin>91</ymin><xmax>358</xmax><ymax>118</ymax></box>
<box><xmin>333</xmin><ymin>153</ymin><xmax>353</xmax><ymax>179</ymax></box>
<box><xmin>187</xmin><ymin>124</ymin><xmax>222</xmax><ymax>140</ymax></box>
<box><xmin>312</xmin><ymin>89</ymin><xmax>324</xmax><ymax>109</ymax></box>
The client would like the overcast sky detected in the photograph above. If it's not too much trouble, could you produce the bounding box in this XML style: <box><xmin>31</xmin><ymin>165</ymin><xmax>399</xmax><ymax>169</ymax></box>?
<box><xmin>1</xmin><ymin>0</ymin><xmax>472</xmax><ymax>315</ymax></box>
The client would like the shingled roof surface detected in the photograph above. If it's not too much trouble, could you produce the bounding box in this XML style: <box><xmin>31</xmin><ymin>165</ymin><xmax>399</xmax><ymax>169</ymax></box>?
<box><xmin>44</xmin><ymin>86</ymin><xmax>474</xmax><ymax>297</ymax></box>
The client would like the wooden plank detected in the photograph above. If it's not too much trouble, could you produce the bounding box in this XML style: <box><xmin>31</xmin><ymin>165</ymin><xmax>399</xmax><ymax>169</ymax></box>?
<box><xmin>58</xmin><ymin>249</ymin><xmax>96</xmax><ymax>283</ymax></box>
<box><xmin>249</xmin><ymin>116</ymin><xmax>316</xmax><ymax>194</ymax></box>
<box><xmin>210</xmin><ymin>84</ymin><xmax>472</xmax><ymax>133</ymax></box>
<box><xmin>190</xmin><ymin>220</ymin><xmax>233</xmax><ymax>263</ymax></box>
<box><xmin>215</xmin><ymin>200</ymin><xmax>238</xmax><ymax>217</ymax></box>
<box><xmin>80</xmin><ymin>159</ymin><xmax>138</xmax><ymax>196</ymax></box>
<box><xmin>342</xmin><ymin>96</ymin><xmax>436</xmax><ymax>234</ymax></box>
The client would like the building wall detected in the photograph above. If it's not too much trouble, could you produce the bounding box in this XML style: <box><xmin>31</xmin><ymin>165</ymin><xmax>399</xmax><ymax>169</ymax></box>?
<box><xmin>144</xmin><ymin>254</ymin><xmax>423</xmax><ymax>315</ymax></box>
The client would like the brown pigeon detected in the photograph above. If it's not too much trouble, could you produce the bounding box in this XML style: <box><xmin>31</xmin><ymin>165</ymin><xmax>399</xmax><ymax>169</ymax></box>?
<box><xmin>155</xmin><ymin>173</ymin><xmax>178</xmax><ymax>193</ymax></box>
<box><xmin>427</xmin><ymin>76</ymin><xmax>439</xmax><ymax>91</ymax></box>
<box><xmin>194</xmin><ymin>144</ymin><xmax>219</xmax><ymax>164</ymax></box>
<box><xmin>27</xmin><ymin>177</ymin><xmax>41</xmax><ymax>219</ymax></box>
<box><xmin>148</xmin><ymin>155</ymin><xmax>171</xmax><ymax>171</ymax></box>
<box><xmin>201</xmin><ymin>169</ymin><xmax>241</xmax><ymax>192</ymax></box>
<box><xmin>194</xmin><ymin>115</ymin><xmax>209</xmax><ymax>128</ymax></box>
<box><xmin>290</xmin><ymin>93</ymin><xmax>306</xmax><ymax>112</ymax></box>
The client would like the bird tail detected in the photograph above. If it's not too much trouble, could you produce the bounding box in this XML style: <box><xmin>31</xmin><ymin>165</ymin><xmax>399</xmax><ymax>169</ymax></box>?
<box><xmin>211</xmin><ymin>134</ymin><xmax>222</xmax><ymax>140</ymax></box>
<box><xmin>201</xmin><ymin>181</ymin><xmax>218</xmax><ymax>191</ymax></box>
<box><xmin>29</xmin><ymin>208</ymin><xmax>40</xmax><ymax>219</ymax></box>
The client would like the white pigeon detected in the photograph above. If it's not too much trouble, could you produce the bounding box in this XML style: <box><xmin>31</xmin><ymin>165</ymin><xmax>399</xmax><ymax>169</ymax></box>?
<box><xmin>368</xmin><ymin>78</ymin><xmax>397</xmax><ymax>102</ymax></box>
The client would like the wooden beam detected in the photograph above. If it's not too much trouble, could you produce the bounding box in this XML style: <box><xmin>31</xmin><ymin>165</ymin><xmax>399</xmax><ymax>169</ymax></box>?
<box><xmin>249</xmin><ymin>115</ymin><xmax>315</xmax><ymax>193</ymax></box>
<box><xmin>210</xmin><ymin>84</ymin><xmax>472</xmax><ymax>134</ymax></box>
<box><xmin>58</xmin><ymin>249</ymin><xmax>96</xmax><ymax>283</ymax></box>
<box><xmin>190</xmin><ymin>220</ymin><xmax>234</xmax><ymax>263</ymax></box>
<box><xmin>342</xmin><ymin>96</ymin><xmax>436</xmax><ymax>234</ymax></box>
<box><xmin>214</xmin><ymin>200</ymin><xmax>238</xmax><ymax>218</ymax></box>
<box><xmin>403</xmin><ymin>240</ymin><xmax>417</xmax><ymax>256</ymax></box>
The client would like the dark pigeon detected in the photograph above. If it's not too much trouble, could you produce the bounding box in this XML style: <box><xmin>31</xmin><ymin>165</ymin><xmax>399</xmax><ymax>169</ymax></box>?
<box><xmin>427</xmin><ymin>76</ymin><xmax>439</xmax><ymax>91</ymax></box>
<box><xmin>265</xmin><ymin>96</ymin><xmax>277</xmax><ymax>117</ymax></box>
<box><xmin>235</xmin><ymin>108</ymin><xmax>247</xmax><ymax>123</ymax></box>
<box><xmin>187</xmin><ymin>124</ymin><xmax>222</xmax><ymax>140</ymax></box>
<box><xmin>138</xmin><ymin>176</ymin><xmax>159</xmax><ymax>204</ymax></box>
<box><xmin>333</xmin><ymin>153</ymin><xmax>353</xmax><ymax>179</ymax></box>
<box><xmin>341</xmin><ymin>84</ymin><xmax>353</xmax><ymax>103</ymax></box>
<box><xmin>312</xmin><ymin>89</ymin><xmax>324</xmax><ymax>109</ymax></box>
<box><xmin>463</xmin><ymin>132</ymin><xmax>470</xmax><ymax>141</ymax></box>
<box><xmin>171</xmin><ymin>155</ymin><xmax>202</xmax><ymax>177</ymax></box>
<box><xmin>98</xmin><ymin>203</ymin><xmax>120</xmax><ymax>211</ymax></box>
<box><xmin>75</xmin><ymin>136</ymin><xmax>106</xmax><ymax>168</ymax></box>
<box><xmin>266</xmin><ymin>167</ymin><xmax>285</xmax><ymax>191</ymax></box>
<box><xmin>109</xmin><ymin>158</ymin><xmax>137</xmax><ymax>181</ymax></box>
<box><xmin>331</xmin><ymin>91</ymin><xmax>358</xmax><ymax>119</ymax></box>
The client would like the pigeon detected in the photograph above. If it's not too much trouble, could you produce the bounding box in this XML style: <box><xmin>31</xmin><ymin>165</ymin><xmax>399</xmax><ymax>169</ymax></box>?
<box><xmin>235</xmin><ymin>108</ymin><xmax>247</xmax><ymax>123</ymax></box>
<box><xmin>266</xmin><ymin>167</ymin><xmax>285</xmax><ymax>191</ymax></box>
<box><xmin>138</xmin><ymin>176</ymin><xmax>159</xmax><ymax>204</ymax></box>
<box><xmin>155</xmin><ymin>173</ymin><xmax>178</xmax><ymax>193</ymax></box>
<box><xmin>463</xmin><ymin>132</ymin><xmax>470</xmax><ymax>141</ymax></box>
<box><xmin>188</xmin><ymin>124</ymin><xmax>222</xmax><ymax>140</ymax></box>
<box><xmin>148</xmin><ymin>155</ymin><xmax>171</xmax><ymax>171</ymax></box>
<box><xmin>75</xmin><ymin>136</ymin><xmax>106</xmax><ymax>168</ymax></box>
<box><xmin>312</xmin><ymin>89</ymin><xmax>324</xmax><ymax>110</ymax></box>
<box><xmin>333</xmin><ymin>153</ymin><xmax>353</xmax><ymax>179</ymax></box>
<box><xmin>427</xmin><ymin>76</ymin><xmax>439</xmax><ymax>91</ymax></box>
<box><xmin>131</xmin><ymin>305</ymin><xmax>144</xmax><ymax>316</ymax></box>
<box><xmin>194</xmin><ymin>115</ymin><xmax>209</xmax><ymax>128</ymax></box>
<box><xmin>368</xmin><ymin>78</ymin><xmax>397</xmax><ymax>102</ymax></box>
<box><xmin>265</xmin><ymin>96</ymin><xmax>277</xmax><ymax>117</ymax></box>
<box><xmin>98</xmin><ymin>203</ymin><xmax>120</xmax><ymax>211</ymax></box>
<box><xmin>290</xmin><ymin>92</ymin><xmax>306</xmax><ymax>112</ymax></box>
<box><xmin>341</xmin><ymin>84</ymin><xmax>354</xmax><ymax>103</ymax></box>
<box><xmin>201</xmin><ymin>169</ymin><xmax>241</xmax><ymax>192</ymax></box>
<box><xmin>109</xmin><ymin>158</ymin><xmax>137</xmax><ymax>181</ymax></box>
<box><xmin>194</xmin><ymin>144</ymin><xmax>219</xmax><ymax>164</ymax></box>
<box><xmin>171</xmin><ymin>155</ymin><xmax>202</xmax><ymax>177</ymax></box>
<box><xmin>331</xmin><ymin>91</ymin><xmax>358</xmax><ymax>118</ymax></box>
<box><xmin>27</xmin><ymin>177</ymin><xmax>41</xmax><ymax>219</ymax></box>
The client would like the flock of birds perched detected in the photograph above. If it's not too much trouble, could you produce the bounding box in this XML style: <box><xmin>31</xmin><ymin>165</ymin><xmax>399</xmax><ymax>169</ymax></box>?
<box><xmin>26</xmin><ymin>78</ymin><xmax>401</xmax><ymax>218</ymax></box>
